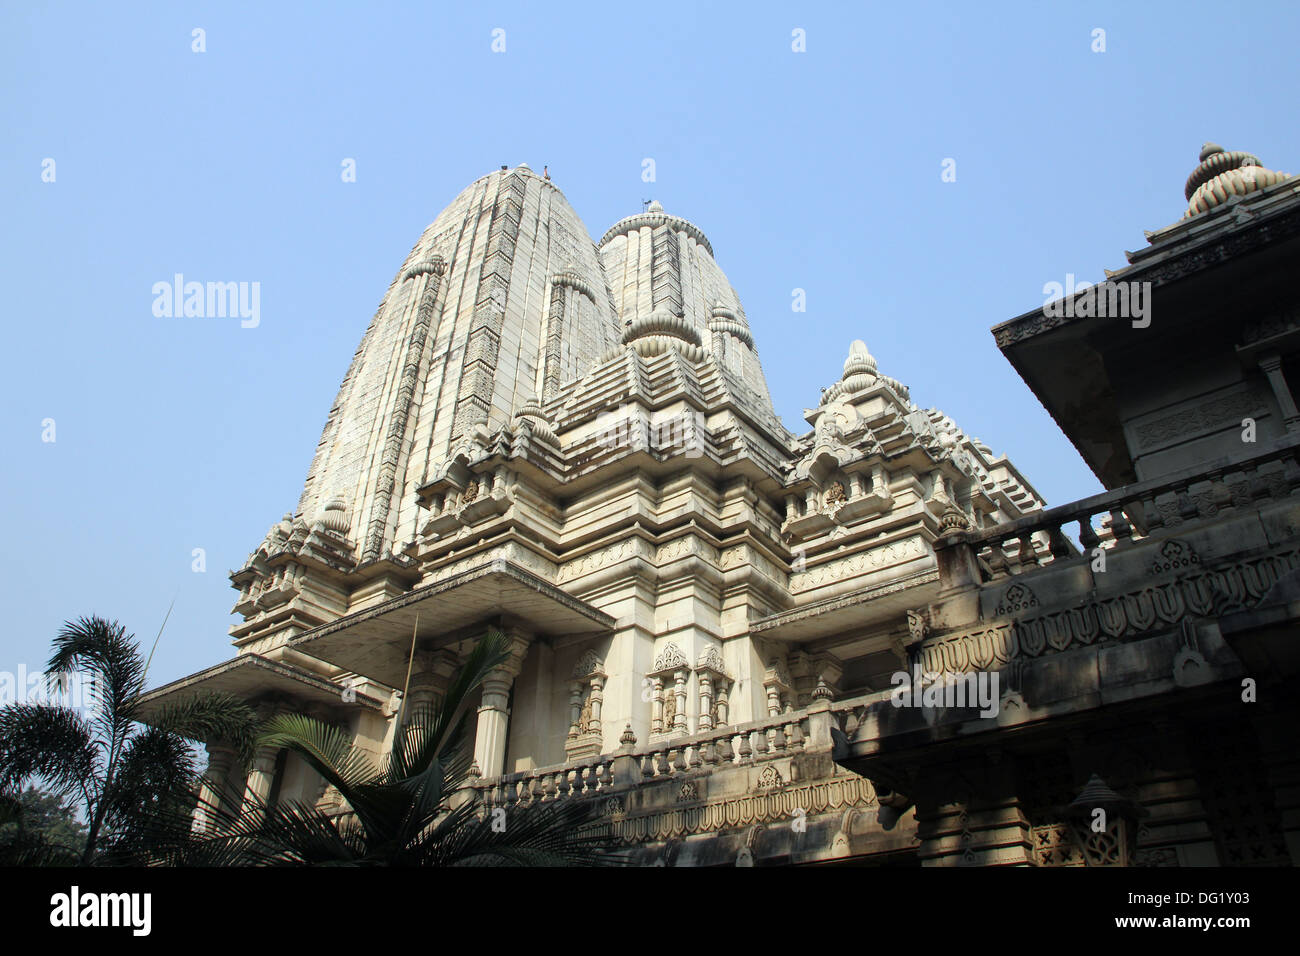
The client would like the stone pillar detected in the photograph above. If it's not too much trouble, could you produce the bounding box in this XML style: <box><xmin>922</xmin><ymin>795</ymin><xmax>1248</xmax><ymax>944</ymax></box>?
<box><xmin>672</xmin><ymin>669</ymin><xmax>689</xmax><ymax>734</ymax></box>
<box><xmin>698</xmin><ymin>671</ymin><xmax>714</xmax><ymax>732</ymax></box>
<box><xmin>611</xmin><ymin>724</ymin><xmax>641</xmax><ymax>787</ymax></box>
<box><xmin>1259</xmin><ymin>353</ymin><xmax>1300</xmax><ymax>431</ymax></box>
<box><xmin>240</xmin><ymin>745</ymin><xmax>279</xmax><ymax>817</ymax></box>
<box><xmin>567</xmin><ymin>680</ymin><xmax>583</xmax><ymax>739</ymax></box>
<box><xmin>402</xmin><ymin>648</ymin><xmax>459</xmax><ymax>730</ymax></box>
<box><xmin>716</xmin><ymin>681</ymin><xmax>730</xmax><ymax>728</ymax></box>
<box><xmin>766</xmin><ymin>684</ymin><xmax>782</xmax><ymax>718</ymax></box>
<box><xmin>588</xmin><ymin>675</ymin><xmax>604</xmax><ymax>734</ymax></box>
<box><xmin>806</xmin><ymin>682</ymin><xmax>835</xmax><ymax>752</ymax></box>
<box><xmin>194</xmin><ymin>741</ymin><xmax>237</xmax><ymax>834</ymax></box>
<box><xmin>915</xmin><ymin>751</ymin><xmax>1034</xmax><ymax>867</ymax></box>
<box><xmin>650</xmin><ymin>677</ymin><xmax>665</xmax><ymax>734</ymax></box>
<box><xmin>472</xmin><ymin>627</ymin><xmax>530</xmax><ymax>779</ymax></box>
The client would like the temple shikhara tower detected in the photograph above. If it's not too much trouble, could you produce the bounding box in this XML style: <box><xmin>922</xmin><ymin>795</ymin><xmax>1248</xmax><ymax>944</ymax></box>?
<box><xmin>143</xmin><ymin>149</ymin><xmax>1300</xmax><ymax>865</ymax></box>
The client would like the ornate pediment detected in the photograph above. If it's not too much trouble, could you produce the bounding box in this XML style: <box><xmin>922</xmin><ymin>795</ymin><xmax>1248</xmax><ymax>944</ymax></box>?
<box><xmin>571</xmin><ymin>648</ymin><xmax>606</xmax><ymax>680</ymax></box>
<box><xmin>650</xmin><ymin>642</ymin><xmax>689</xmax><ymax>675</ymax></box>
<box><xmin>696</xmin><ymin>645</ymin><xmax>731</xmax><ymax>679</ymax></box>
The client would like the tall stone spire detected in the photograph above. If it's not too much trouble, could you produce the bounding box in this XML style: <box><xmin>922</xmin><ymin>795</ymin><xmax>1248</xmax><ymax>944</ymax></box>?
<box><xmin>597</xmin><ymin>198</ymin><xmax>778</xmax><ymax>418</ymax></box>
<box><xmin>296</xmin><ymin>166</ymin><xmax>622</xmax><ymax>561</ymax></box>
<box><xmin>254</xmin><ymin>175</ymin><xmax>783</xmax><ymax>583</ymax></box>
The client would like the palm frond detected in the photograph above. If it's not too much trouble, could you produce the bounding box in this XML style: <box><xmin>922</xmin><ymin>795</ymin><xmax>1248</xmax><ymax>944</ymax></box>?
<box><xmin>257</xmin><ymin>714</ymin><xmax>377</xmax><ymax>794</ymax></box>
<box><xmin>0</xmin><ymin>704</ymin><xmax>99</xmax><ymax>798</ymax></box>
<box><xmin>47</xmin><ymin>616</ymin><xmax>146</xmax><ymax>749</ymax></box>
<box><xmin>99</xmin><ymin>726</ymin><xmax>200</xmax><ymax>847</ymax></box>
<box><xmin>255</xmin><ymin>714</ymin><xmax>417</xmax><ymax>841</ymax></box>
<box><xmin>141</xmin><ymin>691</ymin><xmax>260</xmax><ymax>763</ymax></box>
<box><xmin>426</xmin><ymin>798</ymin><xmax>626</xmax><ymax>867</ymax></box>
<box><xmin>0</xmin><ymin>828</ymin><xmax>82</xmax><ymax>867</ymax></box>
<box><xmin>385</xmin><ymin>628</ymin><xmax>508</xmax><ymax>782</ymax></box>
<box><xmin>218</xmin><ymin>794</ymin><xmax>369</xmax><ymax>866</ymax></box>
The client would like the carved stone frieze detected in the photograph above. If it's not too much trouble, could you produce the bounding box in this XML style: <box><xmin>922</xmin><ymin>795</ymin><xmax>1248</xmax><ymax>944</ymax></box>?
<box><xmin>919</xmin><ymin>545</ymin><xmax>1300</xmax><ymax>674</ymax></box>
<box><xmin>791</xmin><ymin>536</ymin><xmax>927</xmax><ymax>591</ymax></box>
<box><xmin>1133</xmin><ymin>391</ymin><xmax>1265</xmax><ymax>451</ymax></box>
<box><xmin>592</xmin><ymin>773</ymin><xmax>877</xmax><ymax>846</ymax></box>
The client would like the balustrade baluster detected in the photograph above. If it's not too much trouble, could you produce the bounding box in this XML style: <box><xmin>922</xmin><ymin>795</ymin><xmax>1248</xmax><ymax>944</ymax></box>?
<box><xmin>1016</xmin><ymin>532</ymin><xmax>1038</xmax><ymax>568</ymax></box>
<box><xmin>672</xmin><ymin>748</ymin><xmax>687</xmax><ymax>774</ymax></box>
<box><xmin>988</xmin><ymin>537</ymin><xmax>1013</xmax><ymax>575</ymax></box>
<box><xmin>1108</xmin><ymin>508</ymin><xmax>1133</xmax><ymax>543</ymax></box>
<box><xmin>655</xmin><ymin>751</ymin><xmax>670</xmax><ymax>777</ymax></box>
<box><xmin>701</xmin><ymin>740</ymin><xmax>717</xmax><ymax>767</ymax></box>
<box><xmin>1046</xmin><ymin>522</ymin><xmax>1071</xmax><ymax>560</ymax></box>
<box><xmin>1078</xmin><ymin>514</ymin><xmax>1099</xmax><ymax>550</ymax></box>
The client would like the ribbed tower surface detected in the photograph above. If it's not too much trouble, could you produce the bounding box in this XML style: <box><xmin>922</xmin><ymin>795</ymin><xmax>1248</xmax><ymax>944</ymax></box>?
<box><xmin>295</xmin><ymin>167</ymin><xmax>780</xmax><ymax>562</ymax></box>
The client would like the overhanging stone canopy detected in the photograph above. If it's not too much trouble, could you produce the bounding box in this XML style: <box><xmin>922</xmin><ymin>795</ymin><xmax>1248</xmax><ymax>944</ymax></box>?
<box><xmin>133</xmin><ymin>653</ymin><xmax>386</xmax><ymax>721</ymax></box>
<box><xmin>283</xmin><ymin>559</ymin><xmax>615</xmax><ymax>688</ymax></box>
<box><xmin>993</xmin><ymin>142</ymin><xmax>1300</xmax><ymax>488</ymax></box>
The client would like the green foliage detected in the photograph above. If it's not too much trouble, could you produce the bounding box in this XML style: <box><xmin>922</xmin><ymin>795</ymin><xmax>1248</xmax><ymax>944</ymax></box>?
<box><xmin>0</xmin><ymin>786</ymin><xmax>87</xmax><ymax>866</ymax></box>
<box><xmin>155</xmin><ymin>628</ymin><xmax>627</xmax><ymax>867</ymax></box>
<box><xmin>2</xmin><ymin>618</ymin><xmax>623</xmax><ymax>867</ymax></box>
<box><xmin>0</xmin><ymin>615</ymin><xmax>260</xmax><ymax>865</ymax></box>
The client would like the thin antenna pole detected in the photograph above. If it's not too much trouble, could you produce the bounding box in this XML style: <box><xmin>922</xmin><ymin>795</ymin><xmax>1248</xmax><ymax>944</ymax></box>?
<box><xmin>396</xmin><ymin>612</ymin><xmax>420</xmax><ymax>728</ymax></box>
<box><xmin>142</xmin><ymin>594</ymin><xmax>177</xmax><ymax>683</ymax></box>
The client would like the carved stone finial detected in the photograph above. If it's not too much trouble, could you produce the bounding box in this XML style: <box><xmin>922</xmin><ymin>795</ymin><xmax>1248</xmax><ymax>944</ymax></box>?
<box><xmin>318</xmin><ymin>496</ymin><xmax>350</xmax><ymax>535</ymax></box>
<box><xmin>620</xmin><ymin>723</ymin><xmax>637</xmax><ymax>747</ymax></box>
<box><xmin>622</xmin><ymin>306</ymin><xmax>703</xmax><ymax>357</ymax></box>
<box><xmin>842</xmin><ymin>339</ymin><xmax>878</xmax><ymax>379</ymax></box>
<box><xmin>821</xmin><ymin>339</ymin><xmax>909</xmax><ymax>405</ymax></box>
<box><xmin>1184</xmin><ymin>142</ymin><xmax>1290</xmax><ymax>217</ymax></box>
<box><xmin>813</xmin><ymin>677</ymin><xmax>833</xmax><ymax>700</ymax></box>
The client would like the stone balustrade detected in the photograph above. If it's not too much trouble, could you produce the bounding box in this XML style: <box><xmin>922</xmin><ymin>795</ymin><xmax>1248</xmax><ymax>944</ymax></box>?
<box><xmin>964</xmin><ymin>434</ymin><xmax>1300</xmax><ymax>581</ymax></box>
<box><xmin>827</xmin><ymin>689</ymin><xmax>897</xmax><ymax>738</ymax></box>
<box><xmin>471</xmin><ymin>706</ymin><xmax>822</xmax><ymax>810</ymax></box>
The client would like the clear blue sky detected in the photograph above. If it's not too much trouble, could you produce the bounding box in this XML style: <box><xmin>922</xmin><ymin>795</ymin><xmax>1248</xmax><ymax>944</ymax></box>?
<box><xmin>3</xmin><ymin>1</ymin><xmax>1298</xmax><ymax>689</ymax></box>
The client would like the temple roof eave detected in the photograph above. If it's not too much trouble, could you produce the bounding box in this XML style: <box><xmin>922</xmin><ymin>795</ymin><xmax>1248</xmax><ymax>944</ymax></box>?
<box><xmin>281</xmin><ymin>559</ymin><xmax>615</xmax><ymax>689</ymax></box>
<box><xmin>132</xmin><ymin>653</ymin><xmax>386</xmax><ymax>725</ymax></box>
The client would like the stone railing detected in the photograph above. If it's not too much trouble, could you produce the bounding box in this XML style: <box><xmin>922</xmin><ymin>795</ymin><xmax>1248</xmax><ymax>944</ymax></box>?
<box><xmin>827</xmin><ymin>689</ymin><xmax>896</xmax><ymax>738</ymax></box>
<box><xmin>470</xmin><ymin>703</ymin><xmax>833</xmax><ymax>810</ymax></box>
<box><xmin>964</xmin><ymin>435</ymin><xmax>1300</xmax><ymax>581</ymax></box>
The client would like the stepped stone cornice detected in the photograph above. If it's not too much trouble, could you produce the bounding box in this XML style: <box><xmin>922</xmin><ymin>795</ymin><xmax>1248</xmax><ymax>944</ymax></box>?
<box><xmin>598</xmin><ymin>200</ymin><xmax>715</xmax><ymax>257</ymax></box>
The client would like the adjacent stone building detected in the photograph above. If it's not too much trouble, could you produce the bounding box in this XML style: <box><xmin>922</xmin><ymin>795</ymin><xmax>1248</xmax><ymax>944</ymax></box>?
<box><xmin>141</xmin><ymin>145</ymin><xmax>1300</xmax><ymax>865</ymax></box>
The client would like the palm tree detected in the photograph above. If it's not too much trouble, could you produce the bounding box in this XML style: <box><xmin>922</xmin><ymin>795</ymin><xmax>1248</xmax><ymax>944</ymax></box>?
<box><xmin>0</xmin><ymin>616</ymin><xmax>259</xmax><ymax>865</ymax></box>
<box><xmin>189</xmin><ymin>628</ymin><xmax>624</xmax><ymax>866</ymax></box>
